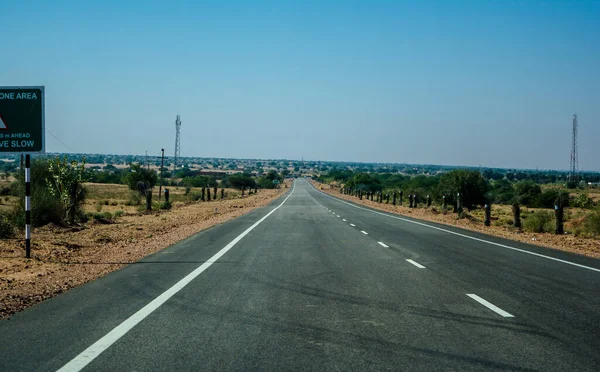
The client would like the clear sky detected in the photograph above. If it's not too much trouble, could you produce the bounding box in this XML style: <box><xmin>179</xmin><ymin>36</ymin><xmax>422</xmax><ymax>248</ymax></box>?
<box><xmin>1</xmin><ymin>0</ymin><xmax>598</xmax><ymax>170</ymax></box>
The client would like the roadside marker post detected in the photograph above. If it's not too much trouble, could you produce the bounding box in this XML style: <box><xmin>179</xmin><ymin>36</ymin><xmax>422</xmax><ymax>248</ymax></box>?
<box><xmin>25</xmin><ymin>155</ymin><xmax>31</xmax><ymax>258</ymax></box>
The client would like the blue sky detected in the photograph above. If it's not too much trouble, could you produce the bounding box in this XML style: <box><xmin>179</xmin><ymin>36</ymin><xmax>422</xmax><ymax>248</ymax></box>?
<box><xmin>1</xmin><ymin>0</ymin><xmax>599</xmax><ymax>170</ymax></box>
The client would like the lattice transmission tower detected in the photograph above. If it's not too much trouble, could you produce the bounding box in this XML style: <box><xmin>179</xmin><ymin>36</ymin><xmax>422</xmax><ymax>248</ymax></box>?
<box><xmin>569</xmin><ymin>114</ymin><xmax>578</xmax><ymax>182</ymax></box>
<box><xmin>174</xmin><ymin>115</ymin><xmax>181</xmax><ymax>171</ymax></box>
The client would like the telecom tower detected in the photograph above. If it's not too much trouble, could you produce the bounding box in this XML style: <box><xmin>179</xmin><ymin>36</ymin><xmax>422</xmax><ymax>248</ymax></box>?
<box><xmin>569</xmin><ymin>114</ymin><xmax>578</xmax><ymax>182</ymax></box>
<box><xmin>174</xmin><ymin>115</ymin><xmax>181</xmax><ymax>171</ymax></box>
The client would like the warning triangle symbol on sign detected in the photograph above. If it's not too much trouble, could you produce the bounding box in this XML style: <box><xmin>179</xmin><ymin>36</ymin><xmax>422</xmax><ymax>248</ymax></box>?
<box><xmin>0</xmin><ymin>116</ymin><xmax>7</xmax><ymax>130</ymax></box>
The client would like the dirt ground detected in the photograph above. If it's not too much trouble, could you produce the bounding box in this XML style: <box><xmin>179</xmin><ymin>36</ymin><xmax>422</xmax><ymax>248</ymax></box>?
<box><xmin>0</xmin><ymin>183</ymin><xmax>289</xmax><ymax>319</ymax></box>
<box><xmin>313</xmin><ymin>181</ymin><xmax>600</xmax><ymax>259</ymax></box>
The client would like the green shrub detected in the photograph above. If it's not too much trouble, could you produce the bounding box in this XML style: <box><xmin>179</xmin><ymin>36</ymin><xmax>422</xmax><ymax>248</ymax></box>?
<box><xmin>95</xmin><ymin>203</ymin><xmax>103</xmax><ymax>212</ymax></box>
<box><xmin>573</xmin><ymin>193</ymin><xmax>594</xmax><ymax>209</ymax></box>
<box><xmin>114</xmin><ymin>210</ymin><xmax>124</xmax><ymax>218</ymax></box>
<box><xmin>125</xmin><ymin>192</ymin><xmax>142</xmax><ymax>206</ymax></box>
<box><xmin>0</xmin><ymin>215</ymin><xmax>14</xmax><ymax>238</ymax></box>
<box><xmin>583</xmin><ymin>209</ymin><xmax>600</xmax><ymax>237</ymax></box>
<box><xmin>523</xmin><ymin>211</ymin><xmax>554</xmax><ymax>233</ymax></box>
<box><xmin>10</xmin><ymin>159</ymin><xmax>64</xmax><ymax>227</ymax></box>
<box><xmin>93</xmin><ymin>211</ymin><xmax>115</xmax><ymax>223</ymax></box>
<box><xmin>160</xmin><ymin>201</ymin><xmax>172</xmax><ymax>210</ymax></box>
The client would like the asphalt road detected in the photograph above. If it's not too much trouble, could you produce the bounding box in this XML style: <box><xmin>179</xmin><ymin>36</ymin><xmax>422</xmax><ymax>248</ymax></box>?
<box><xmin>1</xmin><ymin>179</ymin><xmax>599</xmax><ymax>371</ymax></box>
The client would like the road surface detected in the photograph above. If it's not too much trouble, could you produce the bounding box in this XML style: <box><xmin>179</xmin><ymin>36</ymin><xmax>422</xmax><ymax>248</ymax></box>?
<box><xmin>1</xmin><ymin>179</ymin><xmax>599</xmax><ymax>371</ymax></box>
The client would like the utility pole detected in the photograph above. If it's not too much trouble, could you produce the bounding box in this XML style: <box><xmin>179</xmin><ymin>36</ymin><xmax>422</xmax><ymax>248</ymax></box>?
<box><xmin>174</xmin><ymin>115</ymin><xmax>181</xmax><ymax>172</ymax></box>
<box><xmin>569</xmin><ymin>114</ymin><xmax>579</xmax><ymax>182</ymax></box>
<box><xmin>159</xmin><ymin>148</ymin><xmax>164</xmax><ymax>201</ymax></box>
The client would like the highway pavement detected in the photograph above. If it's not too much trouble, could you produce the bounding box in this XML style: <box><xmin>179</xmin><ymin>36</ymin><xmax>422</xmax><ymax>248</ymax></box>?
<box><xmin>1</xmin><ymin>178</ymin><xmax>599</xmax><ymax>371</ymax></box>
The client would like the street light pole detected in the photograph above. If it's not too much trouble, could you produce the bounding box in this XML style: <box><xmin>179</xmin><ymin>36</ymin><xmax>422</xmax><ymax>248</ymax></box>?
<box><xmin>159</xmin><ymin>148</ymin><xmax>164</xmax><ymax>201</ymax></box>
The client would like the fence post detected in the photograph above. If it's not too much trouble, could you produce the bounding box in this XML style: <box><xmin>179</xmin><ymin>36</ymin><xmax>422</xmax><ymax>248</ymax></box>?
<box><xmin>399</xmin><ymin>191</ymin><xmax>403</xmax><ymax>206</ymax></box>
<box><xmin>379</xmin><ymin>192</ymin><xmax>383</xmax><ymax>203</ymax></box>
<box><xmin>370</xmin><ymin>192</ymin><xmax>373</xmax><ymax>201</ymax></box>
<box><xmin>554</xmin><ymin>205</ymin><xmax>564</xmax><ymax>234</ymax></box>
<box><xmin>201</xmin><ymin>187</ymin><xmax>206</xmax><ymax>201</ymax></box>
<box><xmin>25</xmin><ymin>154</ymin><xmax>31</xmax><ymax>258</ymax></box>
<box><xmin>164</xmin><ymin>188</ymin><xmax>170</xmax><ymax>203</ymax></box>
<box><xmin>221</xmin><ymin>188</ymin><xmax>225</xmax><ymax>199</ymax></box>
<box><xmin>484</xmin><ymin>203</ymin><xmax>491</xmax><ymax>226</ymax></box>
<box><xmin>426</xmin><ymin>195</ymin><xmax>431</xmax><ymax>207</ymax></box>
<box><xmin>392</xmin><ymin>192</ymin><xmax>396</xmax><ymax>205</ymax></box>
<box><xmin>207</xmin><ymin>187</ymin><xmax>211</xmax><ymax>201</ymax></box>
<box><xmin>512</xmin><ymin>204</ymin><xmax>521</xmax><ymax>229</ymax></box>
<box><xmin>214</xmin><ymin>186</ymin><xmax>217</xmax><ymax>198</ymax></box>
<box><xmin>442</xmin><ymin>195</ymin><xmax>447</xmax><ymax>211</ymax></box>
<box><xmin>456</xmin><ymin>193</ymin><xmax>462</xmax><ymax>214</ymax></box>
<box><xmin>409</xmin><ymin>194</ymin><xmax>413</xmax><ymax>208</ymax></box>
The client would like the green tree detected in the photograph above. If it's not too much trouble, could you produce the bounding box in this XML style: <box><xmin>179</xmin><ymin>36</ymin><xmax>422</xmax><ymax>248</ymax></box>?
<box><xmin>514</xmin><ymin>181</ymin><xmax>542</xmax><ymax>207</ymax></box>
<box><xmin>573</xmin><ymin>192</ymin><xmax>594</xmax><ymax>209</ymax></box>
<box><xmin>124</xmin><ymin>163</ymin><xmax>158</xmax><ymax>210</ymax></box>
<box><xmin>228</xmin><ymin>173</ymin><xmax>256</xmax><ymax>195</ymax></box>
<box><xmin>46</xmin><ymin>156</ymin><xmax>88</xmax><ymax>225</ymax></box>
<box><xmin>437</xmin><ymin>170</ymin><xmax>488</xmax><ymax>210</ymax></box>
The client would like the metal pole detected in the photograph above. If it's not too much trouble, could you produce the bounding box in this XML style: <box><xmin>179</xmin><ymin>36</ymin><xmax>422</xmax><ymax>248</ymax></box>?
<box><xmin>25</xmin><ymin>155</ymin><xmax>31</xmax><ymax>258</ymax></box>
<box><xmin>159</xmin><ymin>148</ymin><xmax>164</xmax><ymax>201</ymax></box>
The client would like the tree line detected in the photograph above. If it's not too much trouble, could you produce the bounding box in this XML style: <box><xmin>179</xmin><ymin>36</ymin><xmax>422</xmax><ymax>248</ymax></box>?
<box><xmin>317</xmin><ymin>169</ymin><xmax>596</xmax><ymax>211</ymax></box>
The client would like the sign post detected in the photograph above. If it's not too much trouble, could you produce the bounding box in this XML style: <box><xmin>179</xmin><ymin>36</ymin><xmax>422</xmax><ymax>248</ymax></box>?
<box><xmin>0</xmin><ymin>87</ymin><xmax>45</xmax><ymax>258</ymax></box>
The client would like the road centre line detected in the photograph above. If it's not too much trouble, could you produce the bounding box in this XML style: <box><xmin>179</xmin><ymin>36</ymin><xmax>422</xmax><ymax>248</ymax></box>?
<box><xmin>310</xmin><ymin>184</ymin><xmax>600</xmax><ymax>273</ymax></box>
<box><xmin>342</xmin><ymin>219</ymin><xmax>347</xmax><ymax>222</ymax></box>
<box><xmin>57</xmin><ymin>183</ymin><xmax>297</xmax><ymax>372</ymax></box>
<box><xmin>406</xmin><ymin>259</ymin><xmax>426</xmax><ymax>268</ymax></box>
<box><xmin>350</xmin><ymin>224</ymin><xmax>356</xmax><ymax>227</ymax></box>
<box><xmin>378</xmin><ymin>242</ymin><xmax>389</xmax><ymax>248</ymax></box>
<box><xmin>467</xmin><ymin>294</ymin><xmax>514</xmax><ymax>318</ymax></box>
<box><xmin>361</xmin><ymin>231</ymin><xmax>368</xmax><ymax>235</ymax></box>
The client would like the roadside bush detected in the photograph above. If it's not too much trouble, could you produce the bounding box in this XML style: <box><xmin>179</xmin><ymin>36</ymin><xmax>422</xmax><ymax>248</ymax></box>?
<box><xmin>583</xmin><ymin>209</ymin><xmax>600</xmax><ymax>237</ymax></box>
<box><xmin>523</xmin><ymin>211</ymin><xmax>553</xmax><ymax>233</ymax></box>
<box><xmin>0</xmin><ymin>214</ymin><xmax>14</xmax><ymax>238</ymax></box>
<box><xmin>515</xmin><ymin>181</ymin><xmax>542</xmax><ymax>207</ymax></box>
<box><xmin>437</xmin><ymin>170</ymin><xmax>487</xmax><ymax>210</ymax></box>
<box><xmin>159</xmin><ymin>201</ymin><xmax>172</xmax><ymax>210</ymax></box>
<box><xmin>572</xmin><ymin>193</ymin><xmax>594</xmax><ymax>209</ymax></box>
<box><xmin>538</xmin><ymin>189</ymin><xmax>560</xmax><ymax>209</ymax></box>
<box><xmin>11</xmin><ymin>159</ymin><xmax>64</xmax><ymax>227</ymax></box>
<box><xmin>93</xmin><ymin>211</ymin><xmax>114</xmax><ymax>223</ymax></box>
<box><xmin>125</xmin><ymin>191</ymin><xmax>142</xmax><ymax>206</ymax></box>
<box><xmin>114</xmin><ymin>210</ymin><xmax>124</xmax><ymax>218</ymax></box>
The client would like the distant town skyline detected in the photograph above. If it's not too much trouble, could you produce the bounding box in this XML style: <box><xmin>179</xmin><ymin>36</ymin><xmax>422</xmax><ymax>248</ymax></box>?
<box><xmin>2</xmin><ymin>1</ymin><xmax>598</xmax><ymax>170</ymax></box>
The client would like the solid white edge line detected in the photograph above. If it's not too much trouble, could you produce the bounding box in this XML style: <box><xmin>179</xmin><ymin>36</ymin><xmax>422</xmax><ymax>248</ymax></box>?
<box><xmin>361</xmin><ymin>231</ymin><xmax>368</xmax><ymax>235</ymax></box>
<box><xmin>378</xmin><ymin>242</ymin><xmax>389</xmax><ymax>248</ymax></box>
<box><xmin>467</xmin><ymin>294</ymin><xmax>514</xmax><ymax>318</ymax></box>
<box><xmin>406</xmin><ymin>259</ymin><xmax>426</xmax><ymax>268</ymax></box>
<box><xmin>57</xmin><ymin>182</ymin><xmax>297</xmax><ymax>372</ymax></box>
<box><xmin>350</xmin><ymin>224</ymin><xmax>356</xmax><ymax>227</ymax></box>
<box><xmin>309</xmin><ymin>183</ymin><xmax>600</xmax><ymax>273</ymax></box>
